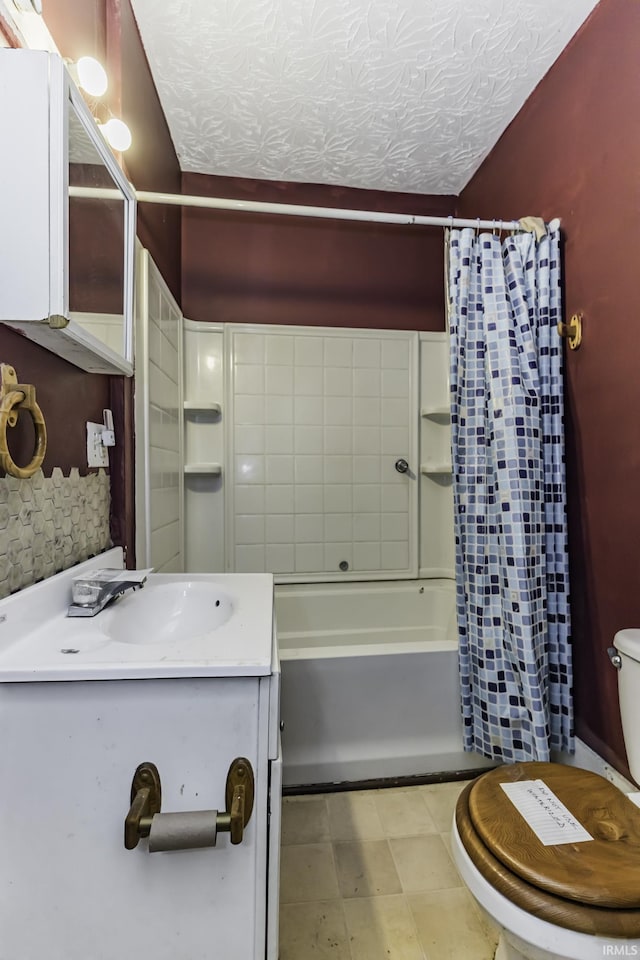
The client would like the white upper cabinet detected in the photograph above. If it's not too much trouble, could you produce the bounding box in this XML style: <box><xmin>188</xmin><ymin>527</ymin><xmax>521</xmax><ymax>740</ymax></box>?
<box><xmin>0</xmin><ymin>49</ymin><xmax>136</xmax><ymax>375</ymax></box>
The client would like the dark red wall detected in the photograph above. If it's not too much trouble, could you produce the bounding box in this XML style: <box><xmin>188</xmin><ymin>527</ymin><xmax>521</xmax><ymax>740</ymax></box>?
<box><xmin>457</xmin><ymin>0</ymin><xmax>640</xmax><ymax>777</ymax></box>
<box><xmin>0</xmin><ymin>330</ymin><xmax>111</xmax><ymax>474</ymax></box>
<box><xmin>181</xmin><ymin>174</ymin><xmax>454</xmax><ymax>330</ymax></box>
<box><xmin>108</xmin><ymin>0</ymin><xmax>181</xmax><ymax>301</ymax></box>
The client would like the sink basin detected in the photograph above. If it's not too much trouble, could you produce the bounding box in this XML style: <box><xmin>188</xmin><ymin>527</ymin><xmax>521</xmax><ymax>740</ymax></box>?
<box><xmin>101</xmin><ymin>580</ymin><xmax>233</xmax><ymax>645</ymax></box>
<box><xmin>0</xmin><ymin>550</ymin><xmax>274</xmax><ymax>682</ymax></box>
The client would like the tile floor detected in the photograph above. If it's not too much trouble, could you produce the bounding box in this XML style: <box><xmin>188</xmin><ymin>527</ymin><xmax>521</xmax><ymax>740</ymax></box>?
<box><xmin>279</xmin><ymin>780</ymin><xmax>500</xmax><ymax>960</ymax></box>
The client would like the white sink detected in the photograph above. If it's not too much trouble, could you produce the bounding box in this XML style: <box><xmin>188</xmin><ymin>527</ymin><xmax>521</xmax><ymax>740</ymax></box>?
<box><xmin>0</xmin><ymin>549</ymin><xmax>274</xmax><ymax>682</ymax></box>
<box><xmin>101</xmin><ymin>580</ymin><xmax>234</xmax><ymax>645</ymax></box>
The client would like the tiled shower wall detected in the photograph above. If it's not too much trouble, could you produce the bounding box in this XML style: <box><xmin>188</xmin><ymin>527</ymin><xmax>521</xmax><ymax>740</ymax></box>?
<box><xmin>183</xmin><ymin>321</ymin><xmax>225</xmax><ymax>574</ymax></box>
<box><xmin>134</xmin><ymin>248</ymin><xmax>183</xmax><ymax>572</ymax></box>
<box><xmin>227</xmin><ymin>326</ymin><xmax>418</xmax><ymax>579</ymax></box>
<box><xmin>0</xmin><ymin>467</ymin><xmax>111</xmax><ymax>598</ymax></box>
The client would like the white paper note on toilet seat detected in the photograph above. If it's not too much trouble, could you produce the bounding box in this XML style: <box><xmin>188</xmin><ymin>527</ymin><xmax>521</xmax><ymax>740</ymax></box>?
<box><xmin>500</xmin><ymin>780</ymin><xmax>593</xmax><ymax>845</ymax></box>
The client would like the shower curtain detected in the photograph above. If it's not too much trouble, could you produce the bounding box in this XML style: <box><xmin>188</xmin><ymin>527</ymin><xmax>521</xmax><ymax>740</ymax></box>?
<box><xmin>447</xmin><ymin>226</ymin><xmax>572</xmax><ymax>763</ymax></box>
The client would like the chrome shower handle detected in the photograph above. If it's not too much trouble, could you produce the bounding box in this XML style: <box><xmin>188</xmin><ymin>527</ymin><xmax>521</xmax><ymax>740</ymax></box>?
<box><xmin>395</xmin><ymin>458</ymin><xmax>409</xmax><ymax>474</ymax></box>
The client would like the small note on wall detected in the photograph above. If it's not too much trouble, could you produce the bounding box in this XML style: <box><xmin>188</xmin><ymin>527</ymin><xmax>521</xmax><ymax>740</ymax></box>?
<box><xmin>500</xmin><ymin>780</ymin><xmax>593</xmax><ymax>846</ymax></box>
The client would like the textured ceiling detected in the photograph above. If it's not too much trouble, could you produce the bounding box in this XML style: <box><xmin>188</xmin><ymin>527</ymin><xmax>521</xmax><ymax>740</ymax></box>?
<box><xmin>130</xmin><ymin>0</ymin><xmax>599</xmax><ymax>195</ymax></box>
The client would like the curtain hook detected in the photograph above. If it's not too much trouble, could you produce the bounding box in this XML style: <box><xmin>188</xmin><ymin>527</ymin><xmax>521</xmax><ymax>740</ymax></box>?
<box><xmin>475</xmin><ymin>217</ymin><xmax>481</xmax><ymax>237</ymax></box>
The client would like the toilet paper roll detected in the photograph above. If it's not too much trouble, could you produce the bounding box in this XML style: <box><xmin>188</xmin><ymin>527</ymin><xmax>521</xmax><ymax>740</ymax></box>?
<box><xmin>148</xmin><ymin>810</ymin><xmax>218</xmax><ymax>852</ymax></box>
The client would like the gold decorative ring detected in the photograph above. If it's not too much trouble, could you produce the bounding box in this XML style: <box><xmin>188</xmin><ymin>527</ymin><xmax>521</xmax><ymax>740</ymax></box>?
<box><xmin>0</xmin><ymin>389</ymin><xmax>47</xmax><ymax>479</ymax></box>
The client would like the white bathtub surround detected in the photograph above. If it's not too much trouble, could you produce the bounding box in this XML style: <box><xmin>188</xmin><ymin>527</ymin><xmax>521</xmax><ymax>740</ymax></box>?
<box><xmin>419</xmin><ymin>332</ymin><xmax>454</xmax><ymax>578</ymax></box>
<box><xmin>134</xmin><ymin>246</ymin><xmax>184</xmax><ymax>572</ymax></box>
<box><xmin>277</xmin><ymin>578</ymin><xmax>491</xmax><ymax>785</ymax></box>
<box><xmin>175</xmin><ymin>321</ymin><xmax>467</xmax><ymax>788</ymax></box>
<box><xmin>178</xmin><ymin>322</ymin><xmax>454</xmax><ymax>581</ymax></box>
<box><xmin>183</xmin><ymin>320</ymin><xmax>225</xmax><ymax>573</ymax></box>
<box><xmin>227</xmin><ymin>324</ymin><xmax>419</xmax><ymax>580</ymax></box>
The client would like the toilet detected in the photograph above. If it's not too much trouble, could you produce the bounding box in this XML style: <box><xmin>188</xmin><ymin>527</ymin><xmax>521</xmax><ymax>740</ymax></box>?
<box><xmin>451</xmin><ymin>628</ymin><xmax>640</xmax><ymax>960</ymax></box>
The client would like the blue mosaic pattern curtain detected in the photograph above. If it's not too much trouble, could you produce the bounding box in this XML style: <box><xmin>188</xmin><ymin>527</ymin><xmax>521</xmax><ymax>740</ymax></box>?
<box><xmin>448</xmin><ymin>227</ymin><xmax>572</xmax><ymax>762</ymax></box>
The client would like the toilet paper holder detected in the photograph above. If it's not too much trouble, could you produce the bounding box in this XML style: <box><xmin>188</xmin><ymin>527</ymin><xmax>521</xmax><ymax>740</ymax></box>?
<box><xmin>124</xmin><ymin>757</ymin><xmax>255</xmax><ymax>851</ymax></box>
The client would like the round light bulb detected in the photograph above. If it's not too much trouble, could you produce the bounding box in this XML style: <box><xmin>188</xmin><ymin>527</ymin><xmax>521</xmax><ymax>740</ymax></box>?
<box><xmin>100</xmin><ymin>118</ymin><xmax>132</xmax><ymax>152</ymax></box>
<box><xmin>76</xmin><ymin>56</ymin><xmax>108</xmax><ymax>98</ymax></box>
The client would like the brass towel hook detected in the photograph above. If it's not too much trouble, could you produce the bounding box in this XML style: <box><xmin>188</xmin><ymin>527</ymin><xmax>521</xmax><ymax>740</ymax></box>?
<box><xmin>0</xmin><ymin>364</ymin><xmax>47</xmax><ymax>479</ymax></box>
<box><xmin>557</xmin><ymin>313</ymin><xmax>583</xmax><ymax>351</ymax></box>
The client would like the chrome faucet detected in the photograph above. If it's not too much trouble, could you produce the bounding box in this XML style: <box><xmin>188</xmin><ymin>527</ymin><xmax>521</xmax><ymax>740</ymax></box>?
<box><xmin>67</xmin><ymin>568</ymin><xmax>151</xmax><ymax>618</ymax></box>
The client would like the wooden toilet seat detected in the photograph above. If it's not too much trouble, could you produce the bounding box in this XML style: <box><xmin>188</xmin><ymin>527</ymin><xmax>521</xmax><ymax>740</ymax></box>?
<box><xmin>456</xmin><ymin>762</ymin><xmax>640</xmax><ymax>937</ymax></box>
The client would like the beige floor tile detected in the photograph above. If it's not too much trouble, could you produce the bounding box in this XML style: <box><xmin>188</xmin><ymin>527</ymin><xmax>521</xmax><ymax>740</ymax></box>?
<box><xmin>281</xmin><ymin>797</ymin><xmax>331</xmax><ymax>845</ymax></box>
<box><xmin>408</xmin><ymin>888</ymin><xmax>500</xmax><ymax>960</ymax></box>
<box><xmin>278</xmin><ymin>786</ymin><xmax>497</xmax><ymax>959</ymax></box>
<box><xmin>374</xmin><ymin>788</ymin><xmax>439</xmax><ymax>838</ymax></box>
<box><xmin>279</xmin><ymin>900</ymin><xmax>352</xmax><ymax>960</ymax></box>
<box><xmin>441</xmin><ymin>831</ymin><xmax>452</xmax><ymax>857</ymax></box>
<box><xmin>327</xmin><ymin>790</ymin><xmax>386</xmax><ymax>841</ymax></box>
<box><xmin>475</xmin><ymin>907</ymin><xmax>501</xmax><ymax>950</ymax></box>
<box><xmin>343</xmin><ymin>895</ymin><xmax>425</xmax><ymax>960</ymax></box>
<box><xmin>419</xmin><ymin>780</ymin><xmax>472</xmax><ymax>833</ymax></box>
<box><xmin>280</xmin><ymin>842</ymin><xmax>340</xmax><ymax>904</ymax></box>
<box><xmin>389</xmin><ymin>835</ymin><xmax>462</xmax><ymax>893</ymax></box>
<box><xmin>334</xmin><ymin>840</ymin><xmax>402</xmax><ymax>899</ymax></box>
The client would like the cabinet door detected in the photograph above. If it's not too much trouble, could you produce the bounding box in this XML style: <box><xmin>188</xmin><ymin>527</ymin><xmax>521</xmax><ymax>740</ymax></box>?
<box><xmin>0</xmin><ymin>677</ymin><xmax>269</xmax><ymax>960</ymax></box>
<box><xmin>0</xmin><ymin>49</ymin><xmax>51</xmax><ymax>322</ymax></box>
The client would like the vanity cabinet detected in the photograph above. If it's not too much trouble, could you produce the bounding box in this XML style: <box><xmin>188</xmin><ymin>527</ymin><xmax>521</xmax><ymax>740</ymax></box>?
<box><xmin>0</xmin><ymin>49</ymin><xmax>136</xmax><ymax>374</ymax></box>
<box><xmin>0</xmin><ymin>550</ymin><xmax>281</xmax><ymax>960</ymax></box>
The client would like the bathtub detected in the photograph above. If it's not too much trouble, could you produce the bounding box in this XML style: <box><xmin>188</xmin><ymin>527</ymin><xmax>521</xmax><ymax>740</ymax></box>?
<box><xmin>276</xmin><ymin>578</ymin><xmax>491</xmax><ymax>787</ymax></box>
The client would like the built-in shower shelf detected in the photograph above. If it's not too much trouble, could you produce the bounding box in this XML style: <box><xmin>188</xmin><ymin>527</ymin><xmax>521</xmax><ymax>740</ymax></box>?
<box><xmin>421</xmin><ymin>405</ymin><xmax>450</xmax><ymax>419</ymax></box>
<box><xmin>184</xmin><ymin>462</ymin><xmax>222</xmax><ymax>476</ymax></box>
<box><xmin>420</xmin><ymin>462</ymin><xmax>452</xmax><ymax>475</ymax></box>
<box><xmin>183</xmin><ymin>401</ymin><xmax>221</xmax><ymax>415</ymax></box>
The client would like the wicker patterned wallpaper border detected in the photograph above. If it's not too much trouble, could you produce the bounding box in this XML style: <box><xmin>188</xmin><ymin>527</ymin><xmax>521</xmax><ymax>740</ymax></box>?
<box><xmin>0</xmin><ymin>468</ymin><xmax>111</xmax><ymax>599</ymax></box>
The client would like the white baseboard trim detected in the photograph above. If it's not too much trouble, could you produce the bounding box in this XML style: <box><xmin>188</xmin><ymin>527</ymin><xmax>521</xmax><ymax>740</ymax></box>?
<box><xmin>552</xmin><ymin>737</ymin><xmax>636</xmax><ymax>793</ymax></box>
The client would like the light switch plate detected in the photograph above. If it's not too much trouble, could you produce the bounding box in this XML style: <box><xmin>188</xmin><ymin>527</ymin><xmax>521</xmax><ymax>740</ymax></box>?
<box><xmin>87</xmin><ymin>422</ymin><xmax>109</xmax><ymax>468</ymax></box>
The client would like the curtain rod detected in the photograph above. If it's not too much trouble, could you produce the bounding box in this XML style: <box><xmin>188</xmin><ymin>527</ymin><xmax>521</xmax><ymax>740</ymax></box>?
<box><xmin>70</xmin><ymin>186</ymin><xmax>555</xmax><ymax>231</ymax></box>
<box><xmin>136</xmin><ymin>190</ymin><xmax>530</xmax><ymax>231</ymax></box>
